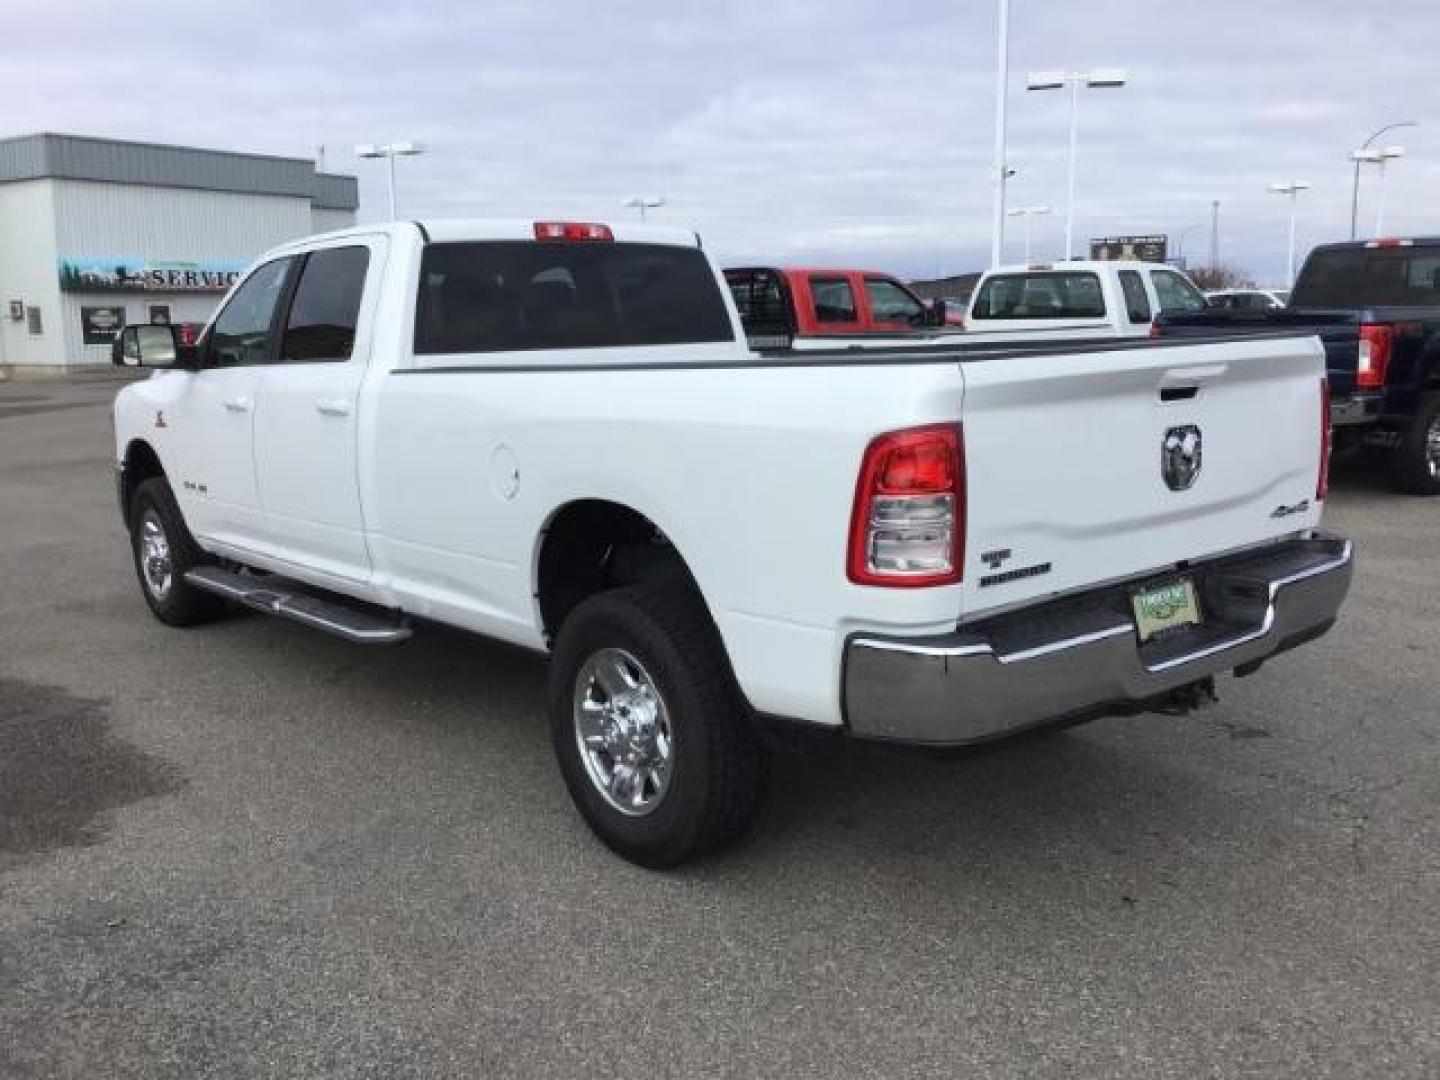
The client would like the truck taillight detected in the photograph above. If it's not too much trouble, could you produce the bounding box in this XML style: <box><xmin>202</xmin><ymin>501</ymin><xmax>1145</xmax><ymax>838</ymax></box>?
<box><xmin>534</xmin><ymin>221</ymin><xmax>614</xmax><ymax>242</ymax></box>
<box><xmin>848</xmin><ymin>424</ymin><xmax>964</xmax><ymax>587</ymax></box>
<box><xmin>1318</xmin><ymin>377</ymin><xmax>1332</xmax><ymax>501</ymax></box>
<box><xmin>1356</xmin><ymin>323</ymin><xmax>1392</xmax><ymax>389</ymax></box>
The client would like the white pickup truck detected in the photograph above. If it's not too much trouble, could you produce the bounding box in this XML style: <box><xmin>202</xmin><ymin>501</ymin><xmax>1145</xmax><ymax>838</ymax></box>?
<box><xmin>964</xmin><ymin>259</ymin><xmax>1208</xmax><ymax>338</ymax></box>
<box><xmin>112</xmin><ymin>219</ymin><xmax>1353</xmax><ymax>867</ymax></box>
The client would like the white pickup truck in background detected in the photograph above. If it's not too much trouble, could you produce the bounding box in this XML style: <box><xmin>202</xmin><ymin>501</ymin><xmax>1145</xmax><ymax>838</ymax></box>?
<box><xmin>112</xmin><ymin>219</ymin><xmax>1353</xmax><ymax>867</ymax></box>
<box><xmin>964</xmin><ymin>259</ymin><xmax>1209</xmax><ymax>338</ymax></box>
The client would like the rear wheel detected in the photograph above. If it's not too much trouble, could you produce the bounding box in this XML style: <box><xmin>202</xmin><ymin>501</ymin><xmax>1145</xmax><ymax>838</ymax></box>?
<box><xmin>547</xmin><ymin>577</ymin><xmax>767</xmax><ymax>868</ymax></box>
<box><xmin>1389</xmin><ymin>395</ymin><xmax>1440</xmax><ymax>496</ymax></box>
<box><xmin>129</xmin><ymin>478</ymin><xmax>226</xmax><ymax>625</ymax></box>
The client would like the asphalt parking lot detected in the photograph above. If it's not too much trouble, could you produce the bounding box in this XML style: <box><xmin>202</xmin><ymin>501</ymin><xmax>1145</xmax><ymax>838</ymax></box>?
<box><xmin>1</xmin><ymin>376</ymin><xmax>1437</xmax><ymax>1079</ymax></box>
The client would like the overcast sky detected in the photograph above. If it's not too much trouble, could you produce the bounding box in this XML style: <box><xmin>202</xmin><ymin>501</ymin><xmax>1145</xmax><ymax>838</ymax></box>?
<box><xmin>5</xmin><ymin>0</ymin><xmax>1437</xmax><ymax>283</ymax></box>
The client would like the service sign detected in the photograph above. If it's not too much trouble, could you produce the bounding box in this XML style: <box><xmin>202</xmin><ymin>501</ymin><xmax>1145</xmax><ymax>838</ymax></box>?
<box><xmin>1089</xmin><ymin>235</ymin><xmax>1169</xmax><ymax>263</ymax></box>
<box><xmin>80</xmin><ymin>305</ymin><xmax>126</xmax><ymax>345</ymax></box>
<box><xmin>59</xmin><ymin>257</ymin><xmax>246</xmax><ymax>294</ymax></box>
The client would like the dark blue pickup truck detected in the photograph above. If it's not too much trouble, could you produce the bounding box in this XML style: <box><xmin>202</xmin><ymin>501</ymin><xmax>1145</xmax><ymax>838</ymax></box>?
<box><xmin>1156</xmin><ymin>238</ymin><xmax>1440</xmax><ymax>495</ymax></box>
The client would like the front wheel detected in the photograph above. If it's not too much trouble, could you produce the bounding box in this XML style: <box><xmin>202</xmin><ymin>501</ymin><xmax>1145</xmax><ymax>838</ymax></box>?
<box><xmin>547</xmin><ymin>578</ymin><xmax>767</xmax><ymax>868</ymax></box>
<box><xmin>128</xmin><ymin>478</ymin><xmax>226</xmax><ymax>625</ymax></box>
<box><xmin>1389</xmin><ymin>395</ymin><xmax>1440</xmax><ymax>496</ymax></box>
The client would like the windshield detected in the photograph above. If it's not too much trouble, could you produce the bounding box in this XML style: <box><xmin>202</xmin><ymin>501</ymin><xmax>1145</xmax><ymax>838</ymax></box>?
<box><xmin>1291</xmin><ymin>247</ymin><xmax>1440</xmax><ymax>308</ymax></box>
<box><xmin>970</xmin><ymin>272</ymin><xmax>1105</xmax><ymax>320</ymax></box>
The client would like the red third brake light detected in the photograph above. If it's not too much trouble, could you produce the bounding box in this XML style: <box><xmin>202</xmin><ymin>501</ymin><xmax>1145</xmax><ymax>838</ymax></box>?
<box><xmin>1318</xmin><ymin>377</ymin><xmax>1332</xmax><ymax>501</ymax></box>
<box><xmin>1356</xmin><ymin>323</ymin><xmax>1392</xmax><ymax>390</ymax></box>
<box><xmin>848</xmin><ymin>424</ymin><xmax>965</xmax><ymax>587</ymax></box>
<box><xmin>534</xmin><ymin>221</ymin><xmax>614</xmax><ymax>242</ymax></box>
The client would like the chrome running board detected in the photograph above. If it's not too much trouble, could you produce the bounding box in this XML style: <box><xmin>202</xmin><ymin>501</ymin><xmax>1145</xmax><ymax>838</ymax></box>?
<box><xmin>184</xmin><ymin>566</ymin><xmax>411</xmax><ymax>645</ymax></box>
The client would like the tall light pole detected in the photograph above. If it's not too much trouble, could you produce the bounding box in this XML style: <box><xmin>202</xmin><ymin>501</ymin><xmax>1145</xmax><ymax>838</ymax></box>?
<box><xmin>622</xmin><ymin>196</ymin><xmax>665</xmax><ymax>222</ymax></box>
<box><xmin>1350</xmin><ymin>146</ymin><xmax>1405</xmax><ymax>237</ymax></box>
<box><xmin>1007</xmin><ymin>205</ymin><xmax>1052</xmax><ymax>261</ymax></box>
<box><xmin>1209</xmin><ymin>199</ymin><xmax>1221</xmax><ymax>274</ymax></box>
<box><xmin>1025</xmin><ymin>68</ymin><xmax>1127</xmax><ymax>260</ymax></box>
<box><xmin>1349</xmin><ymin>121</ymin><xmax>1416</xmax><ymax>240</ymax></box>
<box><xmin>989</xmin><ymin>0</ymin><xmax>1011</xmax><ymax>268</ymax></box>
<box><xmin>1268</xmin><ymin>181</ymin><xmax>1311</xmax><ymax>288</ymax></box>
<box><xmin>355</xmin><ymin>142</ymin><xmax>426</xmax><ymax>220</ymax></box>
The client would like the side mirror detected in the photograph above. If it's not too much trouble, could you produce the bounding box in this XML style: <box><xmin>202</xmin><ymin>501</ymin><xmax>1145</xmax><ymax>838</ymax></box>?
<box><xmin>112</xmin><ymin>323</ymin><xmax>199</xmax><ymax>369</ymax></box>
<box><xmin>924</xmin><ymin>299</ymin><xmax>947</xmax><ymax>327</ymax></box>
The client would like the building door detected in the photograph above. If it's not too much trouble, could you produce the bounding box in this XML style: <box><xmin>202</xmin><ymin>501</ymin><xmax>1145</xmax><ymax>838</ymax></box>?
<box><xmin>167</xmin><ymin>256</ymin><xmax>295</xmax><ymax>550</ymax></box>
<box><xmin>252</xmin><ymin>238</ymin><xmax>383</xmax><ymax>585</ymax></box>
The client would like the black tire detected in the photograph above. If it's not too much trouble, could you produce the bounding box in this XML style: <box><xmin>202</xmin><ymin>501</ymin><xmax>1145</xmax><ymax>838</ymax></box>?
<box><xmin>547</xmin><ymin>576</ymin><xmax>767</xmax><ymax>868</ymax></box>
<box><xmin>128</xmin><ymin>478</ymin><xmax>227</xmax><ymax>626</ymax></box>
<box><xmin>1389</xmin><ymin>394</ymin><xmax>1440</xmax><ymax>496</ymax></box>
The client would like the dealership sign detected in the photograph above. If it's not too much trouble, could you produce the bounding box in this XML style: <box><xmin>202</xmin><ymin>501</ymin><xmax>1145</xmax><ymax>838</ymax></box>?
<box><xmin>59</xmin><ymin>257</ymin><xmax>246</xmax><ymax>294</ymax></box>
<box><xmin>1089</xmin><ymin>235</ymin><xmax>1169</xmax><ymax>263</ymax></box>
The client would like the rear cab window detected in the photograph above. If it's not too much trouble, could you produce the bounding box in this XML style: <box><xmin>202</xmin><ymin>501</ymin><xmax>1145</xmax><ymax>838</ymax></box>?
<box><xmin>1291</xmin><ymin>247</ymin><xmax>1440</xmax><ymax>308</ymax></box>
<box><xmin>414</xmin><ymin>242</ymin><xmax>734</xmax><ymax>354</ymax></box>
<box><xmin>809</xmin><ymin>277</ymin><xmax>858</xmax><ymax>324</ymax></box>
<box><xmin>970</xmin><ymin>272</ymin><xmax>1106</xmax><ymax>320</ymax></box>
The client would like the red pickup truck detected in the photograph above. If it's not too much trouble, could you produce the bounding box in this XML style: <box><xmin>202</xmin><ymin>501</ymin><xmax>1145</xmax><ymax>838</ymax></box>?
<box><xmin>724</xmin><ymin>266</ymin><xmax>948</xmax><ymax>348</ymax></box>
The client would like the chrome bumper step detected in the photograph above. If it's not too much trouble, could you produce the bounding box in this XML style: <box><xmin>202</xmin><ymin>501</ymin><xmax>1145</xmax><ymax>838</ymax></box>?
<box><xmin>184</xmin><ymin>566</ymin><xmax>412</xmax><ymax>645</ymax></box>
<box><xmin>844</xmin><ymin>531</ymin><xmax>1354</xmax><ymax>746</ymax></box>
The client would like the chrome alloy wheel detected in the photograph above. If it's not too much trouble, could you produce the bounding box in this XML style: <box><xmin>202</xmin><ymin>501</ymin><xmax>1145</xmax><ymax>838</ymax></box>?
<box><xmin>1426</xmin><ymin>414</ymin><xmax>1440</xmax><ymax>480</ymax></box>
<box><xmin>573</xmin><ymin>647</ymin><xmax>674</xmax><ymax>817</ymax></box>
<box><xmin>139</xmin><ymin>510</ymin><xmax>174</xmax><ymax>601</ymax></box>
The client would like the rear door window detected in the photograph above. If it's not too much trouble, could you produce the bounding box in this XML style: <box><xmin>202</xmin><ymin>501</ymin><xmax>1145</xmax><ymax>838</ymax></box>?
<box><xmin>970</xmin><ymin>272</ymin><xmax>1105</xmax><ymax>320</ymax></box>
<box><xmin>1119</xmin><ymin>270</ymin><xmax>1152</xmax><ymax>323</ymax></box>
<box><xmin>281</xmin><ymin>246</ymin><xmax>370</xmax><ymax>362</ymax></box>
<box><xmin>1152</xmin><ymin>269</ymin><xmax>1207</xmax><ymax>313</ymax></box>
<box><xmin>809</xmin><ymin>277</ymin><xmax>857</xmax><ymax>324</ymax></box>
<box><xmin>863</xmin><ymin>278</ymin><xmax>925</xmax><ymax>325</ymax></box>
<box><xmin>414</xmin><ymin>242</ymin><xmax>734</xmax><ymax>354</ymax></box>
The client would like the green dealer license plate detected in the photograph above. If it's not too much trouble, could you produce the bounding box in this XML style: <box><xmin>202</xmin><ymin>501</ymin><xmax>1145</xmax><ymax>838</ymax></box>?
<box><xmin>1131</xmin><ymin>577</ymin><xmax>1201</xmax><ymax>642</ymax></box>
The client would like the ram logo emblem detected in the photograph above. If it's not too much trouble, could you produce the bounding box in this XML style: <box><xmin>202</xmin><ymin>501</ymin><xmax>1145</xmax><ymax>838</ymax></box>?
<box><xmin>1161</xmin><ymin>425</ymin><xmax>1203</xmax><ymax>491</ymax></box>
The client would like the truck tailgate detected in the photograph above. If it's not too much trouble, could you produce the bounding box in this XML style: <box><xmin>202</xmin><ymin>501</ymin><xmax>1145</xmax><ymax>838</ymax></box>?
<box><xmin>958</xmin><ymin>336</ymin><xmax>1326</xmax><ymax>620</ymax></box>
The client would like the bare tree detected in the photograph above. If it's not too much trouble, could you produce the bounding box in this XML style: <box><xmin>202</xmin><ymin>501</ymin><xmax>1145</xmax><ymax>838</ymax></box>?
<box><xmin>1188</xmin><ymin>264</ymin><xmax>1256</xmax><ymax>291</ymax></box>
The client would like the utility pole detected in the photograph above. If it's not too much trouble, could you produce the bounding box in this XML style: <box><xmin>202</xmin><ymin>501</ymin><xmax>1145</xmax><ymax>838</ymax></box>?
<box><xmin>1209</xmin><ymin>199</ymin><xmax>1220</xmax><ymax>274</ymax></box>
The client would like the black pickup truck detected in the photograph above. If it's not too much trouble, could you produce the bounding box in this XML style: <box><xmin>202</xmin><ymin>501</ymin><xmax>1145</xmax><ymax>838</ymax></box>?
<box><xmin>1155</xmin><ymin>238</ymin><xmax>1440</xmax><ymax>495</ymax></box>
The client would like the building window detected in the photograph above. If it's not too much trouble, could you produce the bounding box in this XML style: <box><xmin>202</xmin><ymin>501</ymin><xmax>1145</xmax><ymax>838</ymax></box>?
<box><xmin>25</xmin><ymin>307</ymin><xmax>43</xmax><ymax>335</ymax></box>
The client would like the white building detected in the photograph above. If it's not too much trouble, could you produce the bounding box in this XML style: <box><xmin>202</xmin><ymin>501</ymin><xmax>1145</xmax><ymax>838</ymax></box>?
<box><xmin>0</xmin><ymin>133</ymin><xmax>357</xmax><ymax>374</ymax></box>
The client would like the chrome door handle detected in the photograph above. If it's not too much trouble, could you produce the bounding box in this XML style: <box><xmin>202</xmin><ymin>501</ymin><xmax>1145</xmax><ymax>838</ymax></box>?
<box><xmin>222</xmin><ymin>396</ymin><xmax>251</xmax><ymax>413</ymax></box>
<box><xmin>315</xmin><ymin>399</ymin><xmax>352</xmax><ymax>417</ymax></box>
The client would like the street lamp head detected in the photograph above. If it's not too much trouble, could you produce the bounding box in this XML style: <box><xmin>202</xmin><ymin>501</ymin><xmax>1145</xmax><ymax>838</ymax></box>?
<box><xmin>1026</xmin><ymin>71</ymin><xmax>1067</xmax><ymax>91</ymax></box>
<box><xmin>1084</xmin><ymin>68</ymin><xmax>1128</xmax><ymax>88</ymax></box>
<box><xmin>623</xmin><ymin>196</ymin><xmax>665</xmax><ymax>210</ymax></box>
<box><xmin>1379</xmin><ymin>145</ymin><xmax>1405</xmax><ymax>160</ymax></box>
<box><xmin>1268</xmin><ymin>181</ymin><xmax>1311</xmax><ymax>194</ymax></box>
<box><xmin>355</xmin><ymin>142</ymin><xmax>425</xmax><ymax>159</ymax></box>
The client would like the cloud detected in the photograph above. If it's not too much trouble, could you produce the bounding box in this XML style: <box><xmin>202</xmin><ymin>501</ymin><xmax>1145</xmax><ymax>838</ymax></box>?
<box><xmin>2</xmin><ymin>0</ymin><xmax>1436</xmax><ymax>282</ymax></box>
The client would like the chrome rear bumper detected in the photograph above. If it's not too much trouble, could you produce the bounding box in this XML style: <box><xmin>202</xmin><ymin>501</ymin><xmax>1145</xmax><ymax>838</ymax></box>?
<box><xmin>843</xmin><ymin>531</ymin><xmax>1353</xmax><ymax>746</ymax></box>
